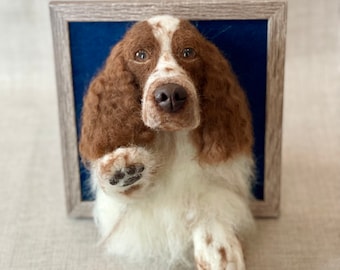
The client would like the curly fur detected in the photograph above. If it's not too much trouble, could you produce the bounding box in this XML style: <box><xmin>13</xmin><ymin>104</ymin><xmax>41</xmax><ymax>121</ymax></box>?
<box><xmin>79</xmin><ymin>22</ymin><xmax>158</xmax><ymax>161</ymax></box>
<box><xmin>171</xmin><ymin>21</ymin><xmax>253</xmax><ymax>163</ymax></box>
<box><xmin>79</xmin><ymin>15</ymin><xmax>255</xmax><ymax>270</ymax></box>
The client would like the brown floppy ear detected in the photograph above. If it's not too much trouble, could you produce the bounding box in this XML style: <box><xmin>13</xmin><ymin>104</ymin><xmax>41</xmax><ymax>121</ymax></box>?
<box><xmin>79</xmin><ymin>41</ymin><xmax>155</xmax><ymax>162</ymax></box>
<box><xmin>191</xmin><ymin>41</ymin><xmax>253</xmax><ymax>164</ymax></box>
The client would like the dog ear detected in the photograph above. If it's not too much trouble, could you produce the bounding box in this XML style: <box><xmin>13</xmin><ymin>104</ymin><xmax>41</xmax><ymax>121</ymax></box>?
<box><xmin>79</xmin><ymin>41</ymin><xmax>155</xmax><ymax>162</ymax></box>
<box><xmin>191</xmin><ymin>42</ymin><xmax>253</xmax><ymax>164</ymax></box>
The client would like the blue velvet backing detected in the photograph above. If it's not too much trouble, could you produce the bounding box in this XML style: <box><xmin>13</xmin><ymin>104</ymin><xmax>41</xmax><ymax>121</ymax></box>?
<box><xmin>68</xmin><ymin>20</ymin><xmax>267</xmax><ymax>201</ymax></box>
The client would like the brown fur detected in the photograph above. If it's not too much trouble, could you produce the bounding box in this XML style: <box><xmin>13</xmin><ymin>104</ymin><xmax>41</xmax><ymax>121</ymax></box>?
<box><xmin>218</xmin><ymin>247</ymin><xmax>227</xmax><ymax>267</ymax></box>
<box><xmin>195</xmin><ymin>256</ymin><xmax>211</xmax><ymax>270</ymax></box>
<box><xmin>100</xmin><ymin>156</ymin><xmax>120</xmax><ymax>175</ymax></box>
<box><xmin>205</xmin><ymin>234</ymin><xmax>213</xmax><ymax>246</ymax></box>
<box><xmin>121</xmin><ymin>184</ymin><xmax>142</xmax><ymax>196</ymax></box>
<box><xmin>79</xmin><ymin>18</ymin><xmax>253</xmax><ymax>165</ymax></box>
<box><xmin>172</xmin><ymin>20</ymin><xmax>253</xmax><ymax>164</ymax></box>
<box><xmin>79</xmin><ymin>22</ymin><xmax>159</xmax><ymax>161</ymax></box>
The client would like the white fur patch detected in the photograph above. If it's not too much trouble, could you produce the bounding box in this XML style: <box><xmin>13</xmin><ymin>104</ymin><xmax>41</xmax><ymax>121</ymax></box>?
<box><xmin>144</xmin><ymin>15</ymin><xmax>185</xmax><ymax>91</ymax></box>
<box><xmin>142</xmin><ymin>15</ymin><xmax>200</xmax><ymax>130</ymax></box>
<box><xmin>147</xmin><ymin>15</ymin><xmax>180</xmax><ymax>40</ymax></box>
<box><xmin>147</xmin><ymin>15</ymin><xmax>180</xmax><ymax>73</ymax></box>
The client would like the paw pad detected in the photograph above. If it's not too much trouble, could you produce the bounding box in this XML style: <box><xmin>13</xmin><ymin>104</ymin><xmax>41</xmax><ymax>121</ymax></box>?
<box><xmin>109</xmin><ymin>163</ymin><xmax>145</xmax><ymax>187</ymax></box>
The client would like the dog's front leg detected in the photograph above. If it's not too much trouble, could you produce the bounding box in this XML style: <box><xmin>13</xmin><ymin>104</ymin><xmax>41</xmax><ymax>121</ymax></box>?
<box><xmin>193</xmin><ymin>222</ymin><xmax>245</xmax><ymax>270</ymax></box>
<box><xmin>92</xmin><ymin>146</ymin><xmax>158</xmax><ymax>198</ymax></box>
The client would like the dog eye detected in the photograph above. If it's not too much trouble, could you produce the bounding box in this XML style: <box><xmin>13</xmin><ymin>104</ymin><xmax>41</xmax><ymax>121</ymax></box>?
<box><xmin>135</xmin><ymin>49</ymin><xmax>149</xmax><ymax>62</ymax></box>
<box><xmin>182</xmin><ymin>48</ymin><xmax>196</xmax><ymax>59</ymax></box>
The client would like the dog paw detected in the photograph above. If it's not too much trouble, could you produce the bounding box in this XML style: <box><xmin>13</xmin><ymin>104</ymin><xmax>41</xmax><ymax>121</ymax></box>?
<box><xmin>193</xmin><ymin>224</ymin><xmax>245</xmax><ymax>270</ymax></box>
<box><xmin>109</xmin><ymin>163</ymin><xmax>145</xmax><ymax>187</ymax></box>
<box><xmin>94</xmin><ymin>147</ymin><xmax>157</xmax><ymax>197</ymax></box>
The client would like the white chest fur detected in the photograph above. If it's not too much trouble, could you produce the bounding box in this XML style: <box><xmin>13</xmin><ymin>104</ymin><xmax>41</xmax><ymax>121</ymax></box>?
<box><xmin>92</xmin><ymin>132</ymin><xmax>254</xmax><ymax>269</ymax></box>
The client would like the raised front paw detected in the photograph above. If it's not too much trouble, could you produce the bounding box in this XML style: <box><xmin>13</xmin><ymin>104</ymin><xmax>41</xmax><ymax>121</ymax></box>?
<box><xmin>93</xmin><ymin>147</ymin><xmax>157</xmax><ymax>197</ymax></box>
<box><xmin>109</xmin><ymin>163</ymin><xmax>145</xmax><ymax>187</ymax></box>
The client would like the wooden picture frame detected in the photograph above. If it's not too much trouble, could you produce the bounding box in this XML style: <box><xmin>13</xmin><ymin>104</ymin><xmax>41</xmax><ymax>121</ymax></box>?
<box><xmin>50</xmin><ymin>0</ymin><xmax>287</xmax><ymax>218</ymax></box>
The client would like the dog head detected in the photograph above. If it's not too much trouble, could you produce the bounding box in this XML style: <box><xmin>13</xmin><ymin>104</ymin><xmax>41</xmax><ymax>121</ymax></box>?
<box><xmin>79</xmin><ymin>15</ymin><xmax>253</xmax><ymax>163</ymax></box>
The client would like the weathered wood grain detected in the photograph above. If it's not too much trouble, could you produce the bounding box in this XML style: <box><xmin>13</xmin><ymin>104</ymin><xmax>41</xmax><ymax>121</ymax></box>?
<box><xmin>50</xmin><ymin>7</ymin><xmax>82</xmax><ymax>217</ymax></box>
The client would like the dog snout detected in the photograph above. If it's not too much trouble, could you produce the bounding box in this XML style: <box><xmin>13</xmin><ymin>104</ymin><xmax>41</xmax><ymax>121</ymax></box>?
<box><xmin>154</xmin><ymin>83</ymin><xmax>187</xmax><ymax>113</ymax></box>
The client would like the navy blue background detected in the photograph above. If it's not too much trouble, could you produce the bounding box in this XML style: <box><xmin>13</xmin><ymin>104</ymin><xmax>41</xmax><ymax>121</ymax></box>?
<box><xmin>69</xmin><ymin>20</ymin><xmax>267</xmax><ymax>201</ymax></box>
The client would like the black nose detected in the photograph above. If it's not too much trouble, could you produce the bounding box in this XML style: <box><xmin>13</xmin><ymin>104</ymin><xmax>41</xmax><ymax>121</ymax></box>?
<box><xmin>154</xmin><ymin>83</ymin><xmax>187</xmax><ymax>113</ymax></box>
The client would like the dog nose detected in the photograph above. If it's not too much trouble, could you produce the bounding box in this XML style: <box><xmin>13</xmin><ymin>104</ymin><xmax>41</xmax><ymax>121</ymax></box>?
<box><xmin>154</xmin><ymin>83</ymin><xmax>187</xmax><ymax>113</ymax></box>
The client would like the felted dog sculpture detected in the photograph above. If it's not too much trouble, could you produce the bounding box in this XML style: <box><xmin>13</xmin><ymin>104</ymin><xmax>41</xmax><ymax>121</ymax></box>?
<box><xmin>79</xmin><ymin>15</ymin><xmax>255</xmax><ymax>270</ymax></box>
